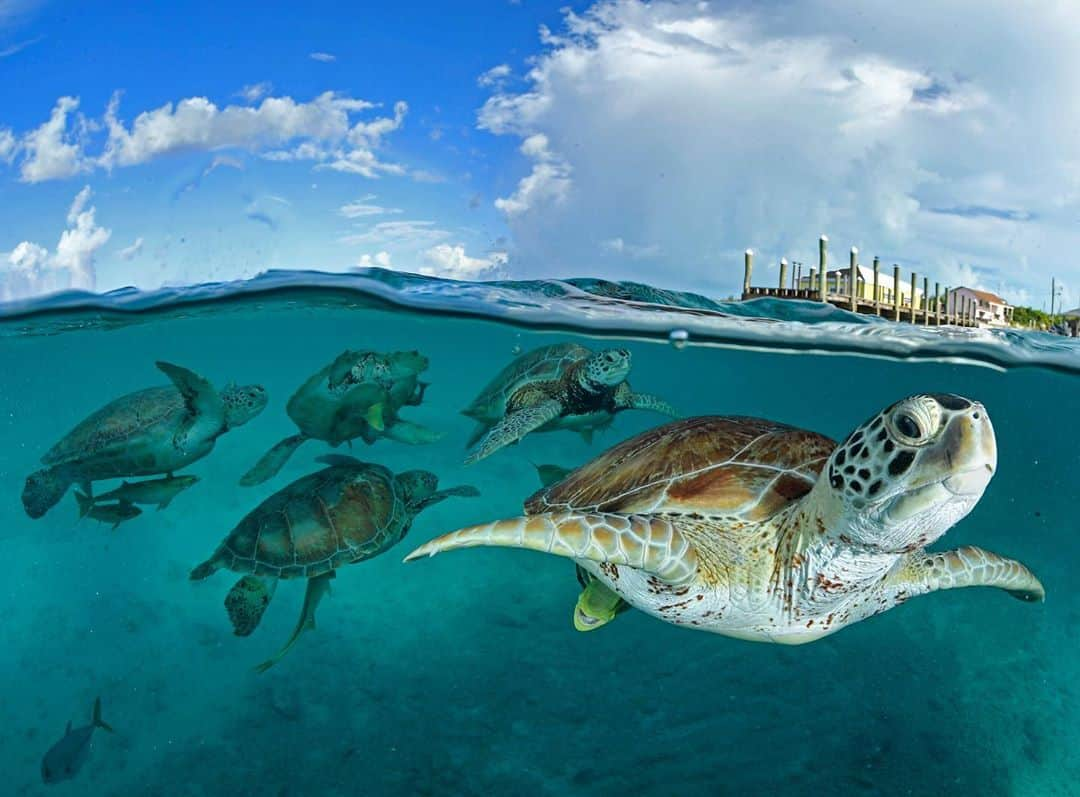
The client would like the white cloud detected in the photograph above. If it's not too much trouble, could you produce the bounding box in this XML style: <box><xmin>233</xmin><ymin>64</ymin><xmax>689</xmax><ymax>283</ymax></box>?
<box><xmin>476</xmin><ymin>0</ymin><xmax>1080</xmax><ymax>302</ymax></box>
<box><xmin>1</xmin><ymin>185</ymin><xmax>111</xmax><ymax>300</ymax></box>
<box><xmin>357</xmin><ymin>251</ymin><xmax>392</xmax><ymax>267</ymax></box>
<box><xmin>0</xmin><ymin>127</ymin><xmax>15</xmax><ymax>163</ymax></box>
<box><xmin>493</xmin><ymin>133</ymin><xmax>571</xmax><ymax>216</ymax></box>
<box><xmin>478</xmin><ymin>64</ymin><xmax>512</xmax><ymax>87</ymax></box>
<box><xmin>310</xmin><ymin>52</ymin><xmax>336</xmax><ymax>62</ymax></box>
<box><xmin>237</xmin><ymin>81</ymin><xmax>272</xmax><ymax>103</ymax></box>
<box><xmin>339</xmin><ymin>195</ymin><xmax>402</xmax><ymax>218</ymax></box>
<box><xmin>19</xmin><ymin>96</ymin><xmax>90</xmax><ymax>182</ymax></box>
<box><xmin>118</xmin><ymin>237</ymin><xmax>144</xmax><ymax>260</ymax></box>
<box><xmin>339</xmin><ymin>220</ymin><xmax>450</xmax><ymax>246</ymax></box>
<box><xmin>421</xmin><ymin>243</ymin><xmax>508</xmax><ymax>279</ymax></box>
<box><xmin>601</xmin><ymin>237</ymin><xmax>660</xmax><ymax>259</ymax></box>
<box><xmin>8</xmin><ymin>91</ymin><xmax>408</xmax><ymax>182</ymax></box>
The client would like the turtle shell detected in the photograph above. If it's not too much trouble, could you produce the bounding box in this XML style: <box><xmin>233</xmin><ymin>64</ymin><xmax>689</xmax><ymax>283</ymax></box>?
<box><xmin>525</xmin><ymin>416</ymin><xmax>836</xmax><ymax>522</ymax></box>
<box><xmin>214</xmin><ymin>461</ymin><xmax>410</xmax><ymax>579</ymax></box>
<box><xmin>462</xmin><ymin>343</ymin><xmax>591</xmax><ymax>422</ymax></box>
<box><xmin>43</xmin><ymin>387</ymin><xmax>186</xmax><ymax>467</ymax></box>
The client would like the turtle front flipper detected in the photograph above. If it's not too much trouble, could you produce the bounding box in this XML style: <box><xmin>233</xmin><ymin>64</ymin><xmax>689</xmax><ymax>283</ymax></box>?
<box><xmin>574</xmin><ymin>571</ymin><xmax>629</xmax><ymax>632</ymax></box>
<box><xmin>384</xmin><ymin>420</ymin><xmax>444</xmax><ymax>445</ymax></box>
<box><xmin>622</xmin><ymin>391</ymin><xmax>679</xmax><ymax>418</ymax></box>
<box><xmin>240</xmin><ymin>434</ymin><xmax>308</xmax><ymax>486</ymax></box>
<box><xmin>225</xmin><ymin>575</ymin><xmax>277</xmax><ymax>636</ymax></box>
<box><xmin>412</xmin><ymin>484</ymin><xmax>480</xmax><ymax>512</ymax></box>
<box><xmin>156</xmin><ymin>361</ymin><xmax>226</xmax><ymax>449</ymax></box>
<box><xmin>895</xmin><ymin>546</ymin><xmax>1045</xmax><ymax>602</ymax></box>
<box><xmin>404</xmin><ymin>511</ymin><xmax>699</xmax><ymax>586</ymax></box>
<box><xmin>465</xmin><ymin>399</ymin><xmax>563</xmax><ymax>464</ymax></box>
<box><xmin>254</xmin><ymin>571</ymin><xmax>334</xmax><ymax>673</ymax></box>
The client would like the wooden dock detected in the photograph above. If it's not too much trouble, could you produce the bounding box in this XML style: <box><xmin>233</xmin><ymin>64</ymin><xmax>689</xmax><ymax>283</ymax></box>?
<box><xmin>739</xmin><ymin>238</ymin><xmax>979</xmax><ymax>327</ymax></box>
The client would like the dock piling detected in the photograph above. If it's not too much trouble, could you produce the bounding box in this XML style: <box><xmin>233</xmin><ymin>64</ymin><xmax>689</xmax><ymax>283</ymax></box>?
<box><xmin>778</xmin><ymin>258</ymin><xmax>788</xmax><ymax>291</ymax></box>
<box><xmin>893</xmin><ymin>265</ymin><xmax>901</xmax><ymax>322</ymax></box>
<box><xmin>849</xmin><ymin>247</ymin><xmax>858</xmax><ymax>311</ymax></box>
<box><xmin>743</xmin><ymin>249</ymin><xmax>753</xmax><ymax>296</ymax></box>
<box><xmin>818</xmin><ymin>236</ymin><xmax>828</xmax><ymax>302</ymax></box>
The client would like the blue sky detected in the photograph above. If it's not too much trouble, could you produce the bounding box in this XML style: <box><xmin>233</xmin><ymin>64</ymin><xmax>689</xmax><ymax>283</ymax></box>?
<box><xmin>2</xmin><ymin>0</ymin><xmax>1079</xmax><ymax>309</ymax></box>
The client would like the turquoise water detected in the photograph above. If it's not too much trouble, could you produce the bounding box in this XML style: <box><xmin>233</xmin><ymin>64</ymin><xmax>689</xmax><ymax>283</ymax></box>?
<box><xmin>2</xmin><ymin>270</ymin><xmax>1077</xmax><ymax>796</ymax></box>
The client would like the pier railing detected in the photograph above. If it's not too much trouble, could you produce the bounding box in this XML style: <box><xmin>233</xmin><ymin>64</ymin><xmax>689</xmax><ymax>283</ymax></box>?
<box><xmin>739</xmin><ymin>236</ymin><xmax>980</xmax><ymax>327</ymax></box>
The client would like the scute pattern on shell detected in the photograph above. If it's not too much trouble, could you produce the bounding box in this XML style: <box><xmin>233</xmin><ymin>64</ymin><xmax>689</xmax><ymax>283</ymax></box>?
<box><xmin>526</xmin><ymin>416</ymin><xmax>836</xmax><ymax>520</ymax></box>
<box><xmin>43</xmin><ymin>387</ymin><xmax>186</xmax><ymax>466</ymax></box>
<box><xmin>463</xmin><ymin>343</ymin><xmax>591</xmax><ymax>419</ymax></box>
<box><xmin>216</xmin><ymin>464</ymin><xmax>407</xmax><ymax>579</ymax></box>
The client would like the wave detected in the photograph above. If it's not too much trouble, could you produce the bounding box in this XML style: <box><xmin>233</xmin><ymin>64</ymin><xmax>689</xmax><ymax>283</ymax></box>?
<box><xmin>2</xmin><ymin>267</ymin><xmax>1078</xmax><ymax>374</ymax></box>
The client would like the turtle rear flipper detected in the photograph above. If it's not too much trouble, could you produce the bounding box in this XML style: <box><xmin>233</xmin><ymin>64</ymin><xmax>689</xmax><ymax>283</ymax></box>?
<box><xmin>23</xmin><ymin>466</ymin><xmax>73</xmax><ymax>519</ymax></box>
<box><xmin>255</xmin><ymin>571</ymin><xmax>333</xmax><ymax>673</ymax></box>
<box><xmin>240</xmin><ymin>434</ymin><xmax>308</xmax><ymax>486</ymax></box>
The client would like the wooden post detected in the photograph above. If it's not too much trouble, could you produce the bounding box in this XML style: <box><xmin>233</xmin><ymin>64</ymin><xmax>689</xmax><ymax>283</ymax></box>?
<box><xmin>872</xmin><ymin>257</ymin><xmax>880</xmax><ymax>315</ymax></box>
<box><xmin>778</xmin><ymin>258</ymin><xmax>788</xmax><ymax>292</ymax></box>
<box><xmin>910</xmin><ymin>271</ymin><xmax>918</xmax><ymax>323</ymax></box>
<box><xmin>819</xmin><ymin>235</ymin><xmax>828</xmax><ymax>302</ymax></box>
<box><xmin>923</xmin><ymin>277</ymin><xmax>929</xmax><ymax>326</ymax></box>
<box><xmin>848</xmin><ymin>247</ymin><xmax>858</xmax><ymax>311</ymax></box>
<box><xmin>893</xmin><ymin>265</ymin><xmax>901</xmax><ymax>322</ymax></box>
<box><xmin>743</xmin><ymin>249</ymin><xmax>753</xmax><ymax>296</ymax></box>
<box><xmin>945</xmin><ymin>287</ymin><xmax>953</xmax><ymax>325</ymax></box>
<box><xmin>934</xmin><ymin>282</ymin><xmax>941</xmax><ymax>325</ymax></box>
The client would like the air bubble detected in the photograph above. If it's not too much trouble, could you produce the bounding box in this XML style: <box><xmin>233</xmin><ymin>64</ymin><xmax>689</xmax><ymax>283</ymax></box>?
<box><xmin>668</xmin><ymin>329</ymin><xmax>689</xmax><ymax>350</ymax></box>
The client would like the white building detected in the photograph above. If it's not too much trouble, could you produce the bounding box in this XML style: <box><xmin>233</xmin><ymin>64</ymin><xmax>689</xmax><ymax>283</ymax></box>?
<box><xmin>795</xmin><ymin>265</ymin><xmax>924</xmax><ymax>306</ymax></box>
<box><xmin>947</xmin><ymin>287</ymin><xmax>1013</xmax><ymax>327</ymax></box>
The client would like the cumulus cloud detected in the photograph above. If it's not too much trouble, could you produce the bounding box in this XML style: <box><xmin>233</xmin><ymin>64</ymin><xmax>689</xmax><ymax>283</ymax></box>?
<box><xmin>310</xmin><ymin>52</ymin><xmax>336</xmax><ymax>62</ymax></box>
<box><xmin>421</xmin><ymin>243</ymin><xmax>508</xmax><ymax>279</ymax></box>
<box><xmin>118</xmin><ymin>237</ymin><xmax>143</xmax><ymax>260</ymax></box>
<box><xmin>357</xmin><ymin>251</ymin><xmax>392</xmax><ymax>267</ymax></box>
<box><xmin>0</xmin><ymin>127</ymin><xmax>15</xmax><ymax>163</ymax></box>
<box><xmin>7</xmin><ymin>91</ymin><xmax>408</xmax><ymax>182</ymax></box>
<box><xmin>1</xmin><ymin>185</ymin><xmax>111</xmax><ymax>300</ymax></box>
<box><xmin>493</xmin><ymin>133</ymin><xmax>571</xmax><ymax>216</ymax></box>
<box><xmin>477</xmin><ymin>0</ymin><xmax>1080</xmax><ymax>301</ymax></box>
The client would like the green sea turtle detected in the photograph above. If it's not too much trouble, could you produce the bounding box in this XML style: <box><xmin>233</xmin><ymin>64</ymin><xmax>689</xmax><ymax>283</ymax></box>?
<box><xmin>240</xmin><ymin>349</ymin><xmax>439</xmax><ymax>486</ymax></box>
<box><xmin>408</xmin><ymin>395</ymin><xmax>1044</xmax><ymax>643</ymax></box>
<box><xmin>462</xmin><ymin>343</ymin><xmax>678</xmax><ymax>464</ymax></box>
<box><xmin>192</xmin><ymin>455</ymin><xmax>478</xmax><ymax>670</ymax></box>
<box><xmin>22</xmin><ymin>361</ymin><xmax>267</xmax><ymax>519</ymax></box>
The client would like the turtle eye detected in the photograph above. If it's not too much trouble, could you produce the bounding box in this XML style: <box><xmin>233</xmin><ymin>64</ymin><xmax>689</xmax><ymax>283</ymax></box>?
<box><xmin>895</xmin><ymin>412</ymin><xmax>921</xmax><ymax>440</ymax></box>
<box><xmin>888</xmin><ymin>397</ymin><xmax>940</xmax><ymax>446</ymax></box>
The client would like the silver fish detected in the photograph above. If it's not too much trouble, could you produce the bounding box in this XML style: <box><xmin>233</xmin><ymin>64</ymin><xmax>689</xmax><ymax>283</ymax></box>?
<box><xmin>90</xmin><ymin>474</ymin><xmax>199</xmax><ymax>510</ymax></box>
<box><xmin>74</xmin><ymin>493</ymin><xmax>141</xmax><ymax>529</ymax></box>
<box><xmin>41</xmin><ymin>697</ymin><xmax>113</xmax><ymax>785</ymax></box>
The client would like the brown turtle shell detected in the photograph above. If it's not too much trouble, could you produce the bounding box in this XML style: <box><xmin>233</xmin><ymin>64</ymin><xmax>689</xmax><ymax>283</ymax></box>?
<box><xmin>43</xmin><ymin>387</ymin><xmax>185</xmax><ymax>466</ymax></box>
<box><xmin>525</xmin><ymin>416</ymin><xmax>836</xmax><ymax>522</ymax></box>
<box><xmin>214</xmin><ymin>462</ymin><xmax>410</xmax><ymax>579</ymax></box>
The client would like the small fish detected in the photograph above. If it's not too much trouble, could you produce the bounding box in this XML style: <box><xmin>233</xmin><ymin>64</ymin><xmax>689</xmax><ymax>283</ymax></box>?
<box><xmin>90</xmin><ymin>474</ymin><xmax>199</xmax><ymax>511</ymax></box>
<box><xmin>41</xmin><ymin>697</ymin><xmax>114</xmax><ymax>785</ymax></box>
<box><xmin>534</xmin><ymin>463</ymin><xmax>573</xmax><ymax>488</ymax></box>
<box><xmin>75</xmin><ymin>493</ymin><xmax>141</xmax><ymax>529</ymax></box>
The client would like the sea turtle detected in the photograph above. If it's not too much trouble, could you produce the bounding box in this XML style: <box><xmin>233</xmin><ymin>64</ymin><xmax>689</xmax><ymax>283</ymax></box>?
<box><xmin>192</xmin><ymin>455</ymin><xmax>478</xmax><ymax>670</ymax></box>
<box><xmin>407</xmin><ymin>395</ymin><xmax>1044</xmax><ymax>643</ymax></box>
<box><xmin>240</xmin><ymin>349</ymin><xmax>439</xmax><ymax>486</ymax></box>
<box><xmin>462</xmin><ymin>343</ymin><xmax>678</xmax><ymax>464</ymax></box>
<box><xmin>22</xmin><ymin>361</ymin><xmax>267</xmax><ymax>519</ymax></box>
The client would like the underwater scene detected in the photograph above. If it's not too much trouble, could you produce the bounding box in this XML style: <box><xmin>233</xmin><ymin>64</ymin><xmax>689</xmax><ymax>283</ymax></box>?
<box><xmin>2</xmin><ymin>270</ymin><xmax>1077</xmax><ymax>796</ymax></box>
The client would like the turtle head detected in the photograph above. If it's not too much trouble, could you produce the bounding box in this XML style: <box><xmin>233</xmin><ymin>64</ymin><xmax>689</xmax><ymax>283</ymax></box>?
<box><xmin>387</xmin><ymin>350</ymin><xmax>429</xmax><ymax>378</ymax></box>
<box><xmin>397</xmin><ymin>469</ymin><xmax>439</xmax><ymax>506</ymax></box>
<box><xmin>582</xmin><ymin>348</ymin><xmax>631</xmax><ymax>389</ymax></box>
<box><xmin>222</xmin><ymin>384</ymin><xmax>269</xmax><ymax>428</ymax></box>
<box><xmin>823</xmin><ymin>394</ymin><xmax>996</xmax><ymax>554</ymax></box>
